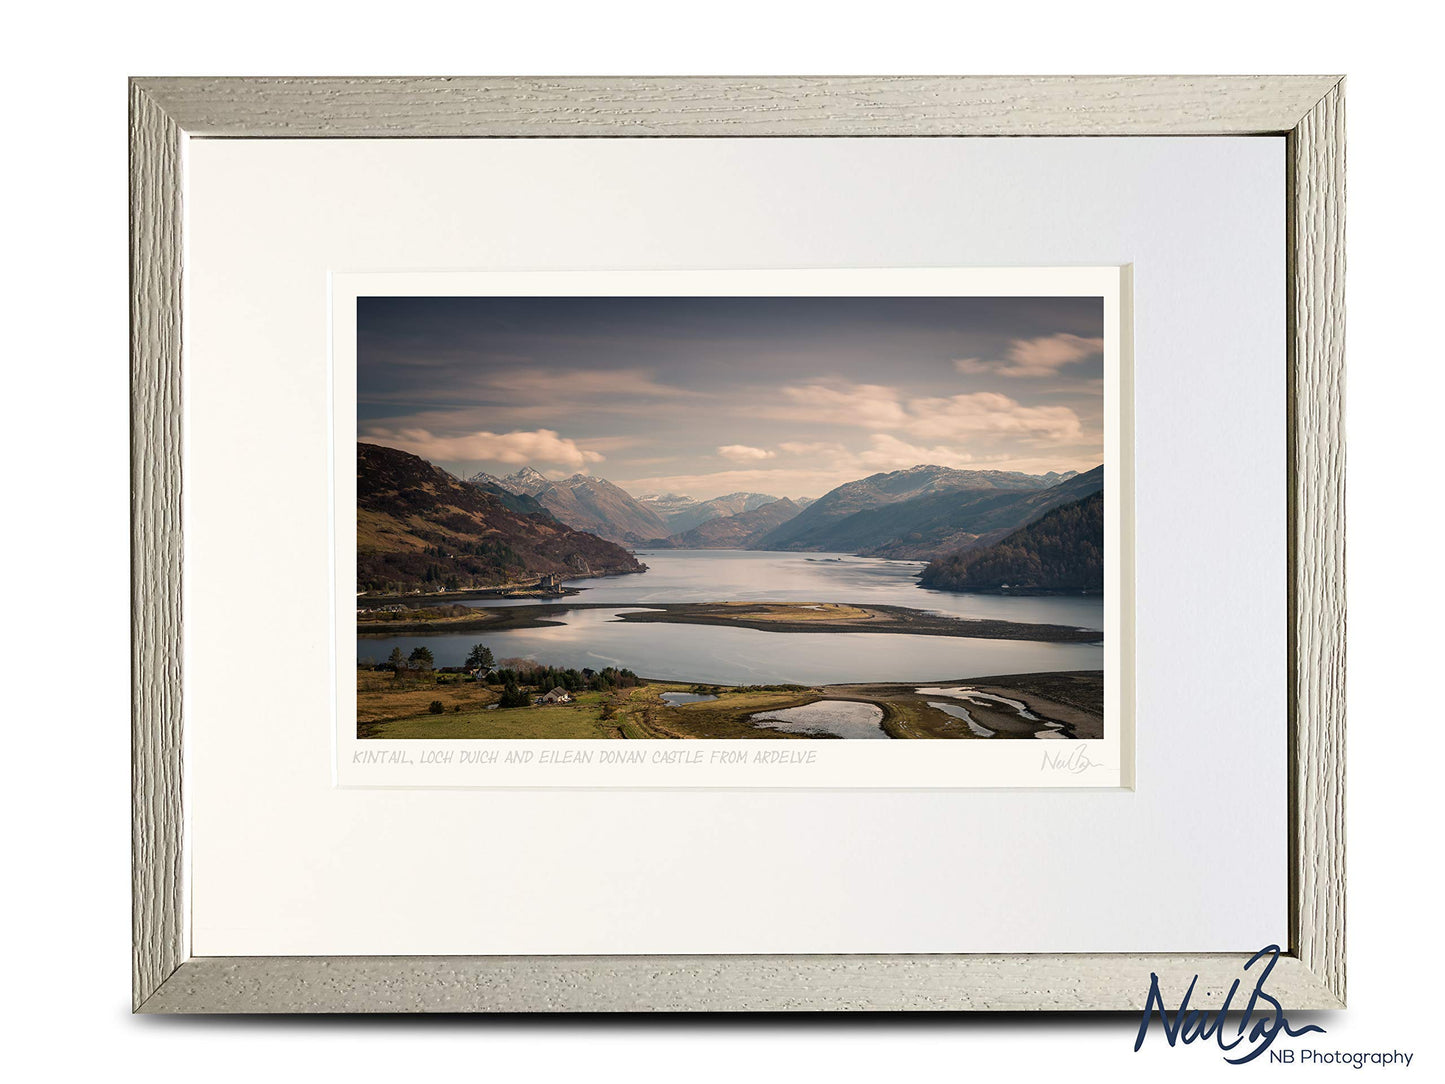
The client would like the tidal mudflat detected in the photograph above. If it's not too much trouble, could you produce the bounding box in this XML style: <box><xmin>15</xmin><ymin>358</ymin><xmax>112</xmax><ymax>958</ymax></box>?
<box><xmin>358</xmin><ymin>669</ymin><xmax>1102</xmax><ymax>741</ymax></box>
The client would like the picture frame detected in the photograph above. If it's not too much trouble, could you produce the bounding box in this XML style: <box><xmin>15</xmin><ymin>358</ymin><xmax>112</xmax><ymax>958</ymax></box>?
<box><xmin>131</xmin><ymin>75</ymin><xmax>1344</xmax><ymax>1013</ymax></box>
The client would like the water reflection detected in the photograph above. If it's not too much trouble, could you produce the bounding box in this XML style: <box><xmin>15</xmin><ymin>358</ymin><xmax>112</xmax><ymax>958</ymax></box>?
<box><xmin>444</xmin><ymin>550</ymin><xmax>1104</xmax><ymax>628</ymax></box>
<box><xmin>927</xmin><ymin>700</ymin><xmax>995</xmax><ymax>737</ymax></box>
<box><xmin>750</xmin><ymin>700</ymin><xmax>888</xmax><ymax>740</ymax></box>
<box><xmin>359</xmin><ymin>551</ymin><xmax>1104</xmax><ymax>687</ymax></box>
<box><xmin>659</xmin><ymin>691</ymin><xmax>718</xmax><ymax>706</ymax></box>
<box><xmin>917</xmin><ymin>685</ymin><xmax>1078</xmax><ymax>739</ymax></box>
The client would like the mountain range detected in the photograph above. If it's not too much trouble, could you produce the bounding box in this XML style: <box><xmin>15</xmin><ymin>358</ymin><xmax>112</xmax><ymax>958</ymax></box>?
<box><xmin>469</xmin><ymin>467</ymin><xmax>668</xmax><ymax>545</ymax></box>
<box><xmin>853</xmin><ymin>466</ymin><xmax>1103</xmax><ymax>560</ymax></box>
<box><xmin>751</xmin><ymin>465</ymin><xmax>1083</xmax><ymax>554</ymax></box>
<box><xmin>665</xmin><ymin>497</ymin><xmax>803</xmax><ymax>549</ymax></box>
<box><xmin>361</xmin><ymin>441</ymin><xmax>1102</xmax><ymax>595</ymax></box>
<box><xmin>638</xmin><ymin>490</ymin><xmax>795</xmax><ymax>534</ymax></box>
<box><xmin>462</xmin><ymin>461</ymin><xmax>1100</xmax><ymax>561</ymax></box>
<box><xmin>358</xmin><ymin>444</ymin><xmax>645</xmax><ymax>592</ymax></box>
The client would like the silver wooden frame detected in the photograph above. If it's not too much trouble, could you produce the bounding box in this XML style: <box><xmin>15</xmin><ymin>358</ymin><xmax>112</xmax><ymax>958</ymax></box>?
<box><xmin>131</xmin><ymin>75</ymin><xmax>1345</xmax><ymax>1013</ymax></box>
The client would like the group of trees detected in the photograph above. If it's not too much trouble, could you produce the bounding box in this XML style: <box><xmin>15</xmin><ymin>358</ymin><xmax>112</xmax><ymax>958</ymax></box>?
<box><xmin>385</xmin><ymin>645</ymin><xmax>435</xmax><ymax>671</ymax></box>
<box><xmin>358</xmin><ymin>543</ymin><xmax>525</xmax><ymax>595</ymax></box>
<box><xmin>490</xmin><ymin>658</ymin><xmax>641</xmax><ymax>710</ymax></box>
<box><xmin>497</xmin><ymin>683</ymin><xmax>531</xmax><ymax>708</ymax></box>
<box><xmin>372</xmin><ymin>640</ymin><xmax>643</xmax><ymax>708</ymax></box>
<box><xmin>412</xmin><ymin>542</ymin><xmax>524</xmax><ymax>588</ymax></box>
<box><xmin>420</xmin><ymin>565</ymin><xmax>461</xmax><ymax>589</ymax></box>
<box><xmin>488</xmin><ymin>661</ymin><xmax>640</xmax><ymax>695</ymax></box>
<box><xmin>471</xmin><ymin>643</ymin><xmax>644</xmax><ymax>710</ymax></box>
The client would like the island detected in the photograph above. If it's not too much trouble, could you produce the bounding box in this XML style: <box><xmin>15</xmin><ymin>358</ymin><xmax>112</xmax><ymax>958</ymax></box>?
<box><xmin>358</xmin><ymin>600</ymin><xmax>1102</xmax><ymax>643</ymax></box>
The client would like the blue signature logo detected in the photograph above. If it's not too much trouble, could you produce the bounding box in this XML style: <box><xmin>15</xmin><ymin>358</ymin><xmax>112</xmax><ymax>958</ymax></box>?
<box><xmin>1135</xmin><ymin>945</ymin><xmax>1325</xmax><ymax>1064</ymax></box>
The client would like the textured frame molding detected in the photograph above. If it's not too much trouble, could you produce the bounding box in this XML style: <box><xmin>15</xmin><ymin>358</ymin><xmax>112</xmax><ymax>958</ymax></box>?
<box><xmin>131</xmin><ymin>75</ymin><xmax>1345</xmax><ymax>1013</ymax></box>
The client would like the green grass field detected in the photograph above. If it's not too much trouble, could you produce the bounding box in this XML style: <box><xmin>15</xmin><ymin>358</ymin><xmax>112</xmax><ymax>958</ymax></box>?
<box><xmin>357</xmin><ymin>670</ymin><xmax>819</xmax><ymax>739</ymax></box>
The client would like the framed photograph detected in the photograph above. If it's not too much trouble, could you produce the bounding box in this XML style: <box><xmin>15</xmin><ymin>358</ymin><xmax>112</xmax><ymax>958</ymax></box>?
<box><xmin>131</xmin><ymin>76</ymin><xmax>1344</xmax><ymax>1012</ymax></box>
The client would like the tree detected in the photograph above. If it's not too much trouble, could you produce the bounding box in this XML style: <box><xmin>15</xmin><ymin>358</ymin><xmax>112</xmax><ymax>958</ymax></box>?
<box><xmin>386</xmin><ymin>647</ymin><xmax>405</xmax><ymax>671</ymax></box>
<box><xmin>428</xmin><ymin>700</ymin><xmax>445</xmax><ymax>715</ymax></box>
<box><xmin>498</xmin><ymin>682</ymin><xmax>530</xmax><ymax>709</ymax></box>
<box><xmin>408</xmin><ymin>646</ymin><xmax>435</xmax><ymax>670</ymax></box>
<box><xmin>465</xmin><ymin>643</ymin><xmax>495</xmax><ymax>672</ymax></box>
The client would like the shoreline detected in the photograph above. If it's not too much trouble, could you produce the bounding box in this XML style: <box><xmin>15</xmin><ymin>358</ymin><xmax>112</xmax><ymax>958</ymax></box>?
<box><xmin>359</xmin><ymin>585</ymin><xmax>584</xmax><ymax>605</ymax></box>
<box><xmin>357</xmin><ymin>600</ymin><xmax>1101</xmax><ymax>643</ymax></box>
<box><xmin>357</xmin><ymin>563</ymin><xmax>655</xmax><ymax>605</ymax></box>
<box><xmin>613</xmin><ymin>602</ymin><xmax>1100</xmax><ymax>642</ymax></box>
<box><xmin>823</xmin><ymin>670</ymin><xmax>1104</xmax><ymax>739</ymax></box>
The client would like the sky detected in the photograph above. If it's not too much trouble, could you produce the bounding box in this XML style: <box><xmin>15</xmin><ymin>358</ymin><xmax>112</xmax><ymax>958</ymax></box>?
<box><xmin>358</xmin><ymin>296</ymin><xmax>1105</xmax><ymax>501</ymax></box>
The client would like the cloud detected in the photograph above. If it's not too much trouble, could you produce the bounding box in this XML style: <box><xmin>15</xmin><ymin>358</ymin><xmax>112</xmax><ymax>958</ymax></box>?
<box><xmin>717</xmin><ymin>444</ymin><xmax>776</xmax><ymax>463</ymax></box>
<box><xmin>763</xmin><ymin>381</ymin><xmax>1082</xmax><ymax>443</ymax></box>
<box><xmin>954</xmin><ymin>333</ymin><xmax>1104</xmax><ymax>378</ymax></box>
<box><xmin>854</xmin><ymin>434</ymin><xmax>978</xmax><ymax>471</ymax></box>
<box><xmin>904</xmin><ymin>392</ymin><xmax>1082</xmax><ymax>442</ymax></box>
<box><xmin>775</xmin><ymin>383</ymin><xmax>909</xmax><ymax>429</ymax></box>
<box><xmin>778</xmin><ymin>436</ymin><xmax>975</xmax><ymax>471</ymax></box>
<box><xmin>572</xmin><ymin>434</ymin><xmax>653</xmax><ymax>453</ymax></box>
<box><xmin>482</xmin><ymin>367</ymin><xmax>700</xmax><ymax>402</ymax></box>
<box><xmin>615</xmin><ymin>466</ymin><xmax>864</xmax><ymax>503</ymax></box>
<box><xmin>363</xmin><ymin>427</ymin><xmax>605</xmax><ymax>469</ymax></box>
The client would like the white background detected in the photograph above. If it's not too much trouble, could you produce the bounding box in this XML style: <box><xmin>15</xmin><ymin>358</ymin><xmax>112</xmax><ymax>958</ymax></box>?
<box><xmin>3</xmin><ymin>3</ymin><xmax>1438</xmax><ymax>1082</ymax></box>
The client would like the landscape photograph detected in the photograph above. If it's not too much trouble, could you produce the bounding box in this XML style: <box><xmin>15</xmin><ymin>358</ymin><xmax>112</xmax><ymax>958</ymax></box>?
<box><xmin>355</xmin><ymin>295</ymin><xmax>1108</xmax><ymax>741</ymax></box>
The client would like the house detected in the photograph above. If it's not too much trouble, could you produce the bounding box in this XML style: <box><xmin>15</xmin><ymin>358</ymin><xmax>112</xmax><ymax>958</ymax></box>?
<box><xmin>537</xmin><ymin>687</ymin><xmax>573</xmax><ymax>705</ymax></box>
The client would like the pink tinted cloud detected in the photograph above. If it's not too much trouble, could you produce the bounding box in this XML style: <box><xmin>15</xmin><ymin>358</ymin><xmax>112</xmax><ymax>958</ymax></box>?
<box><xmin>364</xmin><ymin>427</ymin><xmax>605</xmax><ymax>470</ymax></box>
<box><xmin>955</xmin><ymin>332</ymin><xmax>1104</xmax><ymax>378</ymax></box>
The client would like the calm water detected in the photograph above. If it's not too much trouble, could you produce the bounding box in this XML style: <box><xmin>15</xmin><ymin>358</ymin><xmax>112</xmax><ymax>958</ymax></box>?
<box><xmin>659</xmin><ymin>691</ymin><xmax>718</xmax><ymax>705</ymax></box>
<box><xmin>358</xmin><ymin>550</ymin><xmax>1103</xmax><ymax>685</ymax></box>
<box><xmin>927</xmin><ymin>701</ymin><xmax>995</xmax><ymax>737</ymax></box>
<box><xmin>750</xmin><ymin>700</ymin><xmax>888</xmax><ymax>740</ymax></box>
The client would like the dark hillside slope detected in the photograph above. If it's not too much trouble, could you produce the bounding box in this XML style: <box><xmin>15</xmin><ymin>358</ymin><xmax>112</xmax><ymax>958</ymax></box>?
<box><xmin>357</xmin><ymin>443</ymin><xmax>645</xmax><ymax>592</ymax></box>
<box><xmin>919</xmin><ymin>490</ymin><xmax>1104</xmax><ymax>593</ymax></box>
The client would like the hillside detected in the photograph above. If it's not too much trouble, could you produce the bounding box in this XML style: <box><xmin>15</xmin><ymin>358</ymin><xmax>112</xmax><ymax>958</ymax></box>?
<box><xmin>753</xmin><ymin>465</ymin><xmax>1063</xmax><ymax>552</ymax></box>
<box><xmin>918</xmin><ymin>490</ymin><xmax>1104</xmax><ymax>593</ymax></box>
<box><xmin>471</xmin><ymin>468</ymin><xmax>667</xmax><ymax>544</ymax></box>
<box><xmin>358</xmin><ymin>443</ymin><xmax>646</xmax><ymax>593</ymax></box>
<box><xmin>464</xmin><ymin>477</ymin><xmax>554</xmax><ymax>518</ymax></box>
<box><xmin>668</xmin><ymin>498</ymin><xmax>802</xmax><ymax>549</ymax></box>
<box><xmin>860</xmin><ymin>466</ymin><xmax>1105</xmax><ymax>560</ymax></box>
